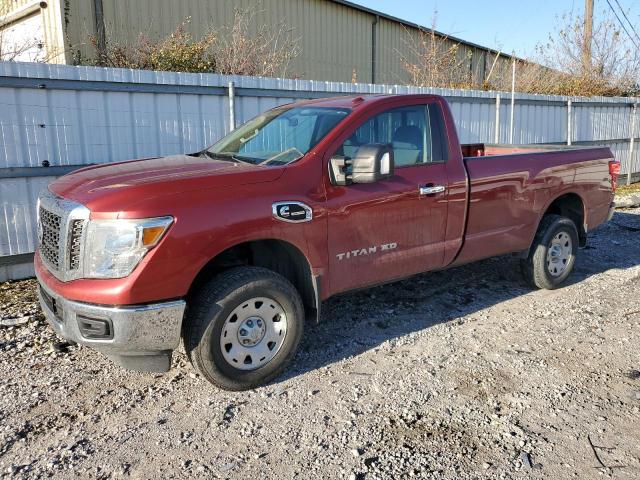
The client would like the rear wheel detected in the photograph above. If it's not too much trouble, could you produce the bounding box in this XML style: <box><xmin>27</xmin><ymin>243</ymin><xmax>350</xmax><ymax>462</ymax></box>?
<box><xmin>521</xmin><ymin>214</ymin><xmax>579</xmax><ymax>289</ymax></box>
<box><xmin>184</xmin><ymin>267</ymin><xmax>304</xmax><ymax>390</ymax></box>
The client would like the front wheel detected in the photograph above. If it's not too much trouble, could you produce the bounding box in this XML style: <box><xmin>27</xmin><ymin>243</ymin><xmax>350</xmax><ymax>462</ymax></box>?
<box><xmin>521</xmin><ymin>214</ymin><xmax>579</xmax><ymax>289</ymax></box>
<box><xmin>184</xmin><ymin>267</ymin><xmax>304</xmax><ymax>390</ymax></box>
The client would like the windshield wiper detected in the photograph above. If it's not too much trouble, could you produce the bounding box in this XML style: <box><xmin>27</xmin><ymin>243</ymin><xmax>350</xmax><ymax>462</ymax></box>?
<box><xmin>258</xmin><ymin>147</ymin><xmax>304</xmax><ymax>166</ymax></box>
<box><xmin>228</xmin><ymin>153</ymin><xmax>258</xmax><ymax>164</ymax></box>
<box><xmin>200</xmin><ymin>150</ymin><xmax>253</xmax><ymax>164</ymax></box>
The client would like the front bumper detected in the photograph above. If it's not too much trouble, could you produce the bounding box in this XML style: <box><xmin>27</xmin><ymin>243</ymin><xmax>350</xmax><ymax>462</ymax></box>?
<box><xmin>36</xmin><ymin>271</ymin><xmax>186</xmax><ymax>372</ymax></box>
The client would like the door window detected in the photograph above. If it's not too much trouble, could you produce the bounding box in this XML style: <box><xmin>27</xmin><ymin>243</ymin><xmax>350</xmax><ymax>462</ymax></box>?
<box><xmin>337</xmin><ymin>104</ymin><xmax>449</xmax><ymax>167</ymax></box>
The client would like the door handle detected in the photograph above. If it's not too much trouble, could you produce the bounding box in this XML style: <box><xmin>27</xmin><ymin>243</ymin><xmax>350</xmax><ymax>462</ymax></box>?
<box><xmin>419</xmin><ymin>185</ymin><xmax>445</xmax><ymax>195</ymax></box>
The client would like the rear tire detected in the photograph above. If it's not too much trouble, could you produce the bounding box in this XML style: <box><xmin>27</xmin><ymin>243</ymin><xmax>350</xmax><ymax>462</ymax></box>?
<box><xmin>184</xmin><ymin>266</ymin><xmax>304</xmax><ymax>391</ymax></box>
<box><xmin>521</xmin><ymin>214</ymin><xmax>579</xmax><ymax>290</ymax></box>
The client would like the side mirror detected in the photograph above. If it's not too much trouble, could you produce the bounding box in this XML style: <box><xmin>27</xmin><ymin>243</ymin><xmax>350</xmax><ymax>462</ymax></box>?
<box><xmin>330</xmin><ymin>143</ymin><xmax>394</xmax><ymax>185</ymax></box>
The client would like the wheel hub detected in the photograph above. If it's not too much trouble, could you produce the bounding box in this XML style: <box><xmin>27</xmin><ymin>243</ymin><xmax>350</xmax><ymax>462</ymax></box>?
<box><xmin>237</xmin><ymin>316</ymin><xmax>266</xmax><ymax>347</ymax></box>
<box><xmin>546</xmin><ymin>231</ymin><xmax>572</xmax><ymax>277</ymax></box>
<box><xmin>219</xmin><ymin>297</ymin><xmax>288</xmax><ymax>371</ymax></box>
<box><xmin>549</xmin><ymin>245</ymin><xmax>562</xmax><ymax>261</ymax></box>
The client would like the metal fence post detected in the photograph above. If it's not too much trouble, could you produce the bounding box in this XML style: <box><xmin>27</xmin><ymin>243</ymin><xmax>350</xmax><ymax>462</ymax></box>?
<box><xmin>228</xmin><ymin>81</ymin><xmax>236</xmax><ymax>131</ymax></box>
<box><xmin>494</xmin><ymin>94</ymin><xmax>501</xmax><ymax>144</ymax></box>
<box><xmin>566</xmin><ymin>100</ymin><xmax>572</xmax><ymax>146</ymax></box>
<box><xmin>509</xmin><ymin>59</ymin><xmax>515</xmax><ymax>144</ymax></box>
<box><xmin>628</xmin><ymin>103</ymin><xmax>637</xmax><ymax>186</ymax></box>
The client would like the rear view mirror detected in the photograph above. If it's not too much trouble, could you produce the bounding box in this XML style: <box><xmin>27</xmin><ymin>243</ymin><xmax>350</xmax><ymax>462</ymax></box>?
<box><xmin>330</xmin><ymin>143</ymin><xmax>394</xmax><ymax>185</ymax></box>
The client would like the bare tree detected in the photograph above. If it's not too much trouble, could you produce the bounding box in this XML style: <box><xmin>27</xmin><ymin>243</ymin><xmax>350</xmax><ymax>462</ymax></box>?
<box><xmin>91</xmin><ymin>8</ymin><xmax>300</xmax><ymax>77</ymax></box>
<box><xmin>397</xmin><ymin>14</ymin><xmax>473</xmax><ymax>89</ymax></box>
<box><xmin>486</xmin><ymin>9</ymin><xmax>640</xmax><ymax>97</ymax></box>
<box><xmin>212</xmin><ymin>8</ymin><xmax>300</xmax><ymax>78</ymax></box>
<box><xmin>399</xmin><ymin>8</ymin><xmax>639</xmax><ymax>97</ymax></box>
<box><xmin>530</xmin><ymin>10</ymin><xmax>640</xmax><ymax>95</ymax></box>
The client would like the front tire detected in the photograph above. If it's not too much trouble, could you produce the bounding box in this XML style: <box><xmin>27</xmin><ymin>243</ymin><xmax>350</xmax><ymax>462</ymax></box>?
<box><xmin>184</xmin><ymin>267</ymin><xmax>304</xmax><ymax>391</ymax></box>
<box><xmin>521</xmin><ymin>214</ymin><xmax>579</xmax><ymax>289</ymax></box>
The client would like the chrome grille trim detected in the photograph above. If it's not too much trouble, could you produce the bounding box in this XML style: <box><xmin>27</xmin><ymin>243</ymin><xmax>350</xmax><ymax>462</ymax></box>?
<box><xmin>68</xmin><ymin>219</ymin><xmax>84</xmax><ymax>270</ymax></box>
<box><xmin>37</xmin><ymin>189</ymin><xmax>90</xmax><ymax>282</ymax></box>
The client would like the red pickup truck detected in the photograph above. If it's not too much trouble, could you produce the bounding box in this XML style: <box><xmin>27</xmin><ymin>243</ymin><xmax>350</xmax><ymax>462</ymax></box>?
<box><xmin>35</xmin><ymin>94</ymin><xmax>618</xmax><ymax>390</ymax></box>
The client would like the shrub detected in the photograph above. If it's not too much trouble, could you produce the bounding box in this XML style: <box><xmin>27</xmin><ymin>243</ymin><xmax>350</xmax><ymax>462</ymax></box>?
<box><xmin>90</xmin><ymin>8</ymin><xmax>299</xmax><ymax>77</ymax></box>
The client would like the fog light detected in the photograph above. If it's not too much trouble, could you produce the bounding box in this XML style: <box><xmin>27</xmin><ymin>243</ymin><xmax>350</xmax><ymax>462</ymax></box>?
<box><xmin>77</xmin><ymin>315</ymin><xmax>113</xmax><ymax>339</ymax></box>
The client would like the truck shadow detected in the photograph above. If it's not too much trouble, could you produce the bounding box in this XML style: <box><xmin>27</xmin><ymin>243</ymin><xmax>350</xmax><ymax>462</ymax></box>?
<box><xmin>282</xmin><ymin>210</ymin><xmax>640</xmax><ymax>382</ymax></box>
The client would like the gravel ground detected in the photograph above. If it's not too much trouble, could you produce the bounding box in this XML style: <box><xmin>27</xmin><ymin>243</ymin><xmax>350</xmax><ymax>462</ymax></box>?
<box><xmin>1</xmin><ymin>208</ymin><xmax>640</xmax><ymax>480</ymax></box>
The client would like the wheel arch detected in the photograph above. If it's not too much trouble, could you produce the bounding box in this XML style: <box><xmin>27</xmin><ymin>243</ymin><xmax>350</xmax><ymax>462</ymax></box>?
<box><xmin>541</xmin><ymin>192</ymin><xmax>587</xmax><ymax>247</ymax></box>
<box><xmin>520</xmin><ymin>191</ymin><xmax>587</xmax><ymax>259</ymax></box>
<box><xmin>187</xmin><ymin>239</ymin><xmax>320</xmax><ymax>323</ymax></box>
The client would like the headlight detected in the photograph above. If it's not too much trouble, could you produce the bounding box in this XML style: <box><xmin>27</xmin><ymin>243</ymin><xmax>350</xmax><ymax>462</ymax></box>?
<box><xmin>84</xmin><ymin>217</ymin><xmax>173</xmax><ymax>279</ymax></box>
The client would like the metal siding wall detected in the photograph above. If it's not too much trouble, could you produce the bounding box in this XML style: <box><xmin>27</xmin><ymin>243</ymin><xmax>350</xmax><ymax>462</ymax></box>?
<box><xmin>60</xmin><ymin>0</ymin><xmax>97</xmax><ymax>62</ymax></box>
<box><xmin>1</xmin><ymin>0</ymin><xmax>32</xmax><ymax>8</ymax></box>
<box><xmin>373</xmin><ymin>19</ymin><xmax>504</xmax><ymax>88</ymax></box>
<box><xmin>58</xmin><ymin>0</ymin><xmax>512</xmax><ymax>85</ymax></box>
<box><xmin>471</xmin><ymin>48</ymin><xmax>486</xmax><ymax>85</ymax></box>
<box><xmin>447</xmin><ymin>97</ymin><xmax>496</xmax><ymax>144</ymax></box>
<box><xmin>79</xmin><ymin>0</ymin><xmax>375</xmax><ymax>83</ymax></box>
<box><xmin>41</xmin><ymin>0</ymin><xmax>66</xmax><ymax>63</ymax></box>
<box><xmin>573</xmin><ymin>104</ymin><xmax>631</xmax><ymax>141</ymax></box>
<box><xmin>1</xmin><ymin>61</ymin><xmax>639</xmax><ymax>281</ymax></box>
<box><xmin>0</xmin><ymin>176</ymin><xmax>51</xmax><ymax>256</ymax></box>
<box><xmin>0</xmin><ymin>0</ymin><xmax>66</xmax><ymax>63</ymax></box>
<box><xmin>376</xmin><ymin>17</ymin><xmax>411</xmax><ymax>86</ymax></box>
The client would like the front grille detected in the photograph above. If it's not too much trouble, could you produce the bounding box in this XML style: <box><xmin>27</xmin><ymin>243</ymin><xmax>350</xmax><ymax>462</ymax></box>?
<box><xmin>38</xmin><ymin>190</ymin><xmax>89</xmax><ymax>281</ymax></box>
<box><xmin>68</xmin><ymin>220</ymin><xmax>84</xmax><ymax>270</ymax></box>
<box><xmin>39</xmin><ymin>207</ymin><xmax>62</xmax><ymax>269</ymax></box>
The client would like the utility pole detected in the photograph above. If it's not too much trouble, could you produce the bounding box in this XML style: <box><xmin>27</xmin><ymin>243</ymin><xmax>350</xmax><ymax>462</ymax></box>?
<box><xmin>583</xmin><ymin>0</ymin><xmax>594</xmax><ymax>74</ymax></box>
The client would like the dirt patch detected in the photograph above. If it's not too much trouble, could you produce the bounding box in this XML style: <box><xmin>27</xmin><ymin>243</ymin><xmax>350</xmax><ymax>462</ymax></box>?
<box><xmin>1</xmin><ymin>209</ymin><xmax>639</xmax><ymax>479</ymax></box>
<box><xmin>616</xmin><ymin>182</ymin><xmax>640</xmax><ymax>196</ymax></box>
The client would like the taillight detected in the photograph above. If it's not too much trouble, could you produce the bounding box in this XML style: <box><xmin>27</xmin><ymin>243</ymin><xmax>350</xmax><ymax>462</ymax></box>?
<box><xmin>609</xmin><ymin>160</ymin><xmax>621</xmax><ymax>191</ymax></box>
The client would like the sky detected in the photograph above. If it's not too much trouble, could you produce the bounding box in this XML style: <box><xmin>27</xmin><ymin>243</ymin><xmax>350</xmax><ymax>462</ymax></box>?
<box><xmin>350</xmin><ymin>0</ymin><xmax>640</xmax><ymax>58</ymax></box>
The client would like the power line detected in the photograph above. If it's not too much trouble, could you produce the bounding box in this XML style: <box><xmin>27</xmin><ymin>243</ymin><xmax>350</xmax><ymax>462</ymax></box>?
<box><xmin>612</xmin><ymin>0</ymin><xmax>640</xmax><ymax>45</ymax></box>
<box><xmin>604</xmin><ymin>0</ymin><xmax>640</xmax><ymax>50</ymax></box>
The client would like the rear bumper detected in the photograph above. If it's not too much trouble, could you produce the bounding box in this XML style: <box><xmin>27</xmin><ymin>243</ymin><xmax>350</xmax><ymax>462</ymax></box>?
<box><xmin>36</xmin><ymin>270</ymin><xmax>186</xmax><ymax>372</ymax></box>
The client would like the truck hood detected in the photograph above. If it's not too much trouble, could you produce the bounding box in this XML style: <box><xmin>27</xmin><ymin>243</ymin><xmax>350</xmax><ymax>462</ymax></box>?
<box><xmin>49</xmin><ymin>154</ymin><xmax>284</xmax><ymax>213</ymax></box>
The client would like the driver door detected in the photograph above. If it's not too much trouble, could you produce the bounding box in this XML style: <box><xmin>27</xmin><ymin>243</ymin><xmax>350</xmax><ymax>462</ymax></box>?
<box><xmin>325</xmin><ymin>102</ymin><xmax>450</xmax><ymax>294</ymax></box>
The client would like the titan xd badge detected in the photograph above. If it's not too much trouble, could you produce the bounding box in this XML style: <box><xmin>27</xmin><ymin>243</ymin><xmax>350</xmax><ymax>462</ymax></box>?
<box><xmin>335</xmin><ymin>242</ymin><xmax>398</xmax><ymax>260</ymax></box>
<box><xmin>272</xmin><ymin>202</ymin><xmax>313</xmax><ymax>223</ymax></box>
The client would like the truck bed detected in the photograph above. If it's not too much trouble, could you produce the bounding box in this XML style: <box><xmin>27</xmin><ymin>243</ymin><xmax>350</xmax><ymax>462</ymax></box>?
<box><xmin>461</xmin><ymin>143</ymin><xmax>600</xmax><ymax>158</ymax></box>
<box><xmin>452</xmin><ymin>143</ymin><xmax>615</xmax><ymax>266</ymax></box>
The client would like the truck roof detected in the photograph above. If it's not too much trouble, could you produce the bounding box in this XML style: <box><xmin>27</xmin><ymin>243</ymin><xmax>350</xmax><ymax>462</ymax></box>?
<box><xmin>284</xmin><ymin>94</ymin><xmax>443</xmax><ymax>110</ymax></box>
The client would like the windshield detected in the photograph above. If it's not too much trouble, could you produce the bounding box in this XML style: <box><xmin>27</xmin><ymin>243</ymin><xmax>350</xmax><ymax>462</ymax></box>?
<box><xmin>205</xmin><ymin>106</ymin><xmax>350</xmax><ymax>165</ymax></box>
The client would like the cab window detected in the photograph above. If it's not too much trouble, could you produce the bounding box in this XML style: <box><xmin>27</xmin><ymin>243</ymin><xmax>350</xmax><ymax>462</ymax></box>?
<box><xmin>337</xmin><ymin>104</ymin><xmax>449</xmax><ymax>167</ymax></box>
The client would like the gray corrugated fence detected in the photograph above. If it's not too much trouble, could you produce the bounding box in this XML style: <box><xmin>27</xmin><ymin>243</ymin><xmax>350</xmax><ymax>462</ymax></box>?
<box><xmin>1</xmin><ymin>61</ymin><xmax>638</xmax><ymax>281</ymax></box>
